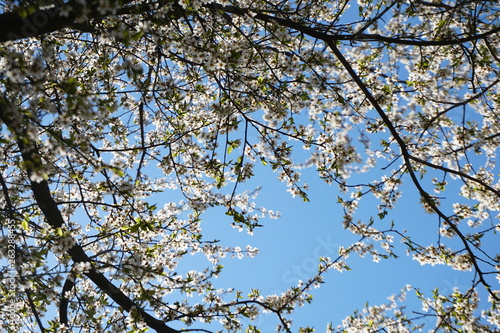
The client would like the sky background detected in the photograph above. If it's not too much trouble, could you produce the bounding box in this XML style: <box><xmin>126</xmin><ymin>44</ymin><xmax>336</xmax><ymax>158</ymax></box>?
<box><xmin>165</xmin><ymin>148</ymin><xmax>495</xmax><ymax>332</ymax></box>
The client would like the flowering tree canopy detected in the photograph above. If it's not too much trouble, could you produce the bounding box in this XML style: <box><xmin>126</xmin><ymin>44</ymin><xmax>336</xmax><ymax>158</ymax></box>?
<box><xmin>0</xmin><ymin>0</ymin><xmax>499</xmax><ymax>332</ymax></box>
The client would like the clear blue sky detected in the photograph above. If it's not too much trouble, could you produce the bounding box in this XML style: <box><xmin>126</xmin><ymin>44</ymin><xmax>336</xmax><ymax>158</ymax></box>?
<box><xmin>167</xmin><ymin>154</ymin><xmax>492</xmax><ymax>332</ymax></box>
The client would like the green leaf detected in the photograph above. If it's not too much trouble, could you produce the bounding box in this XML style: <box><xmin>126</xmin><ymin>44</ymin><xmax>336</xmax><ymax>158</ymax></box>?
<box><xmin>111</xmin><ymin>167</ymin><xmax>124</xmax><ymax>177</ymax></box>
<box><xmin>227</xmin><ymin>139</ymin><xmax>240</xmax><ymax>154</ymax></box>
<box><xmin>226</xmin><ymin>209</ymin><xmax>246</xmax><ymax>223</ymax></box>
<box><xmin>130</xmin><ymin>223</ymin><xmax>141</xmax><ymax>233</ymax></box>
<box><xmin>17</xmin><ymin>7</ymin><xmax>28</xmax><ymax>18</ymax></box>
<box><xmin>132</xmin><ymin>31</ymin><xmax>143</xmax><ymax>40</ymax></box>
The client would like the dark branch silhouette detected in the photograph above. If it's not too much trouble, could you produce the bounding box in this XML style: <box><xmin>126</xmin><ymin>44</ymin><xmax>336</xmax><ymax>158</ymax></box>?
<box><xmin>0</xmin><ymin>97</ymin><xmax>179</xmax><ymax>333</ymax></box>
<box><xmin>2</xmin><ymin>1</ymin><xmax>499</xmax><ymax>47</ymax></box>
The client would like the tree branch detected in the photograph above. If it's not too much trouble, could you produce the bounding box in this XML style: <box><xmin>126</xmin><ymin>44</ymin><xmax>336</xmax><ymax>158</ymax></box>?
<box><xmin>25</xmin><ymin>288</ymin><xmax>46</xmax><ymax>333</ymax></box>
<box><xmin>2</xmin><ymin>1</ymin><xmax>499</xmax><ymax>47</ymax></box>
<box><xmin>408</xmin><ymin>155</ymin><xmax>500</xmax><ymax>198</ymax></box>
<box><xmin>0</xmin><ymin>0</ymin><xmax>183</xmax><ymax>42</ymax></box>
<box><xmin>0</xmin><ymin>4</ymin><xmax>78</xmax><ymax>42</ymax></box>
<box><xmin>324</xmin><ymin>40</ymin><xmax>499</xmax><ymax>302</ymax></box>
<box><xmin>214</xmin><ymin>4</ymin><xmax>500</xmax><ymax>46</ymax></box>
<box><xmin>0</xmin><ymin>99</ymin><xmax>179</xmax><ymax>333</ymax></box>
<box><xmin>59</xmin><ymin>274</ymin><xmax>75</xmax><ymax>326</ymax></box>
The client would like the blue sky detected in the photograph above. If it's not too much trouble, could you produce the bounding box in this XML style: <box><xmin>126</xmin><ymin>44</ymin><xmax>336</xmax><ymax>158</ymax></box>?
<box><xmin>167</xmin><ymin>153</ymin><xmax>493</xmax><ymax>331</ymax></box>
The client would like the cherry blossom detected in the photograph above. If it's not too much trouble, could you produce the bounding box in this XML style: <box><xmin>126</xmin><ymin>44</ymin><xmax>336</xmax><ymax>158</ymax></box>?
<box><xmin>0</xmin><ymin>0</ymin><xmax>499</xmax><ymax>332</ymax></box>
